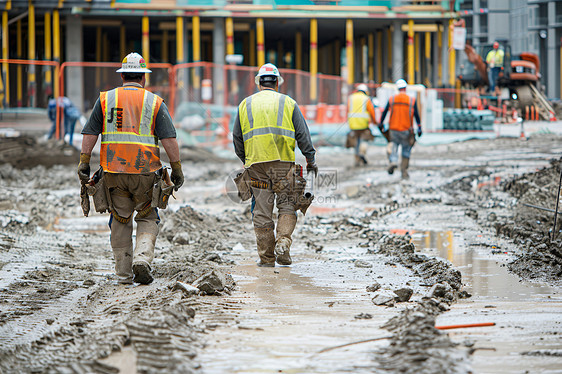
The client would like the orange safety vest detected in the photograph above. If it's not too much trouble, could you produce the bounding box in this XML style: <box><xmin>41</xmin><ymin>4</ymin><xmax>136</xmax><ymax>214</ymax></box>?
<box><xmin>388</xmin><ymin>93</ymin><xmax>415</xmax><ymax>132</ymax></box>
<box><xmin>100</xmin><ymin>85</ymin><xmax>163</xmax><ymax>174</ymax></box>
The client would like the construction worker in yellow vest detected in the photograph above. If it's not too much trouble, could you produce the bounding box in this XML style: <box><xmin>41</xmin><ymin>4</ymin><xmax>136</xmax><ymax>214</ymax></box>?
<box><xmin>486</xmin><ymin>41</ymin><xmax>504</xmax><ymax>93</ymax></box>
<box><xmin>346</xmin><ymin>84</ymin><xmax>377</xmax><ymax>166</ymax></box>
<box><xmin>378</xmin><ymin>79</ymin><xmax>422</xmax><ymax>180</ymax></box>
<box><xmin>233</xmin><ymin>63</ymin><xmax>317</xmax><ymax>267</ymax></box>
<box><xmin>78</xmin><ymin>52</ymin><xmax>184</xmax><ymax>285</ymax></box>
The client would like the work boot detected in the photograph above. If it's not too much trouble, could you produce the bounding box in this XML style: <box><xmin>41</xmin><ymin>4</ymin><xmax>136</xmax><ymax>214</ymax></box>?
<box><xmin>275</xmin><ymin>214</ymin><xmax>297</xmax><ymax>265</ymax></box>
<box><xmin>112</xmin><ymin>244</ymin><xmax>133</xmax><ymax>284</ymax></box>
<box><xmin>132</xmin><ymin>262</ymin><xmax>153</xmax><ymax>285</ymax></box>
<box><xmin>254</xmin><ymin>227</ymin><xmax>276</xmax><ymax>266</ymax></box>
<box><xmin>400</xmin><ymin>157</ymin><xmax>410</xmax><ymax>180</ymax></box>
<box><xmin>387</xmin><ymin>163</ymin><xmax>397</xmax><ymax>175</ymax></box>
<box><xmin>132</xmin><ymin>233</ymin><xmax>157</xmax><ymax>284</ymax></box>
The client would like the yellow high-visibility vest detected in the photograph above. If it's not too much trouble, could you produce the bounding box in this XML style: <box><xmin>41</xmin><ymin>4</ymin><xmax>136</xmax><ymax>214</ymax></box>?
<box><xmin>348</xmin><ymin>91</ymin><xmax>370</xmax><ymax>130</ymax></box>
<box><xmin>486</xmin><ymin>49</ymin><xmax>504</xmax><ymax>67</ymax></box>
<box><xmin>239</xmin><ymin>89</ymin><xmax>297</xmax><ymax>167</ymax></box>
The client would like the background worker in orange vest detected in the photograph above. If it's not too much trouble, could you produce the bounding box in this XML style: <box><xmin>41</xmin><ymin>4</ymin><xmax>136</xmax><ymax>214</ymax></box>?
<box><xmin>346</xmin><ymin>84</ymin><xmax>377</xmax><ymax>166</ymax></box>
<box><xmin>77</xmin><ymin>52</ymin><xmax>184</xmax><ymax>285</ymax></box>
<box><xmin>378</xmin><ymin>79</ymin><xmax>422</xmax><ymax>180</ymax></box>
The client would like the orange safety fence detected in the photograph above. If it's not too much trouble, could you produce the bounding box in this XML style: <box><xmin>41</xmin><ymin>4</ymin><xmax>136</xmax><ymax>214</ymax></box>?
<box><xmin>0</xmin><ymin>58</ymin><xmax>59</xmax><ymax>108</ymax></box>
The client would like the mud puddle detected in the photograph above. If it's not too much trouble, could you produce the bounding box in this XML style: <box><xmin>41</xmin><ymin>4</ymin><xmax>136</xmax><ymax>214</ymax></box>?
<box><xmin>410</xmin><ymin>229</ymin><xmax>562</xmax><ymax>373</ymax></box>
<box><xmin>196</xmin><ymin>245</ymin><xmax>417</xmax><ymax>374</ymax></box>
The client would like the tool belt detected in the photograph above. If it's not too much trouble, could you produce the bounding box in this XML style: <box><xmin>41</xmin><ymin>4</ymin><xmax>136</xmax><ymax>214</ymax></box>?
<box><xmin>408</xmin><ymin>128</ymin><xmax>416</xmax><ymax>147</ymax></box>
<box><xmin>234</xmin><ymin>168</ymin><xmax>252</xmax><ymax>201</ymax></box>
<box><xmin>87</xmin><ymin>167</ymin><xmax>112</xmax><ymax>213</ymax></box>
<box><xmin>151</xmin><ymin>167</ymin><xmax>174</xmax><ymax>209</ymax></box>
<box><xmin>271</xmin><ymin>164</ymin><xmax>314</xmax><ymax>215</ymax></box>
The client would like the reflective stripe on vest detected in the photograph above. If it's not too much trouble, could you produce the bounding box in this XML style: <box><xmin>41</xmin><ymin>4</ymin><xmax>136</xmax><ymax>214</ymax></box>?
<box><xmin>100</xmin><ymin>86</ymin><xmax>163</xmax><ymax>174</ymax></box>
<box><xmin>348</xmin><ymin>91</ymin><xmax>370</xmax><ymax>130</ymax></box>
<box><xmin>388</xmin><ymin>93</ymin><xmax>415</xmax><ymax>132</ymax></box>
<box><xmin>239</xmin><ymin>90</ymin><xmax>296</xmax><ymax>168</ymax></box>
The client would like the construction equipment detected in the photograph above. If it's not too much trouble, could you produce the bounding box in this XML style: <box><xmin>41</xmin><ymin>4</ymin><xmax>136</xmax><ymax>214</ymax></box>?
<box><xmin>458</xmin><ymin>39</ymin><xmax>556</xmax><ymax>121</ymax></box>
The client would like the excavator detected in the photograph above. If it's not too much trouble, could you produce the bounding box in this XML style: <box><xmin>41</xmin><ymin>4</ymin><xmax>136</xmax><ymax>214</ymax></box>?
<box><xmin>456</xmin><ymin>24</ymin><xmax>556</xmax><ymax>121</ymax></box>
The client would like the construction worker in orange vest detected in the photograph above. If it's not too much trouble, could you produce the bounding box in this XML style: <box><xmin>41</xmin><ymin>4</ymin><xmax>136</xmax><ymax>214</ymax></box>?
<box><xmin>378</xmin><ymin>79</ymin><xmax>422</xmax><ymax>180</ymax></box>
<box><xmin>77</xmin><ymin>52</ymin><xmax>184</xmax><ymax>285</ymax></box>
<box><xmin>346</xmin><ymin>83</ymin><xmax>377</xmax><ymax>166</ymax></box>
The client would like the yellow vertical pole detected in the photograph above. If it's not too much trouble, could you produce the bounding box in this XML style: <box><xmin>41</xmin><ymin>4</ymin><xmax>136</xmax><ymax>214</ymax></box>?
<box><xmin>407</xmin><ymin>19</ymin><xmax>414</xmax><ymax>84</ymax></box>
<box><xmin>95</xmin><ymin>27</ymin><xmax>101</xmax><ymax>90</ymax></box>
<box><xmin>28</xmin><ymin>0</ymin><xmax>36</xmax><ymax>107</ymax></box>
<box><xmin>176</xmin><ymin>16</ymin><xmax>184</xmax><ymax>63</ymax></box>
<box><xmin>310</xmin><ymin>18</ymin><xmax>317</xmax><ymax>103</ymax></box>
<box><xmin>448</xmin><ymin>19</ymin><xmax>455</xmax><ymax>87</ymax></box>
<box><xmin>162</xmin><ymin>30</ymin><xmax>169</xmax><ymax>63</ymax></box>
<box><xmin>192</xmin><ymin>15</ymin><xmax>200</xmax><ymax>91</ymax></box>
<box><xmin>142</xmin><ymin>16</ymin><xmax>149</xmax><ymax>85</ymax></box>
<box><xmin>414</xmin><ymin>32</ymin><xmax>420</xmax><ymax>84</ymax></box>
<box><xmin>193</xmin><ymin>15</ymin><xmax>200</xmax><ymax>62</ymax></box>
<box><xmin>368</xmin><ymin>33</ymin><xmax>374</xmax><ymax>82</ymax></box>
<box><xmin>438</xmin><ymin>24</ymin><xmax>442</xmax><ymax>86</ymax></box>
<box><xmin>249</xmin><ymin>28</ymin><xmax>256</xmax><ymax>66</ymax></box>
<box><xmin>53</xmin><ymin>10</ymin><xmax>60</xmax><ymax>98</ymax></box>
<box><xmin>120</xmin><ymin>25</ymin><xmax>126</xmax><ymax>59</ymax></box>
<box><xmin>256</xmin><ymin>18</ymin><xmax>264</xmax><ymax>67</ymax></box>
<box><xmin>226</xmin><ymin>17</ymin><xmax>234</xmax><ymax>56</ymax></box>
<box><xmin>346</xmin><ymin>19</ymin><xmax>353</xmax><ymax>86</ymax></box>
<box><xmin>376</xmin><ymin>30</ymin><xmax>382</xmax><ymax>83</ymax></box>
<box><xmin>44</xmin><ymin>12</ymin><xmax>52</xmax><ymax>94</ymax></box>
<box><xmin>425</xmin><ymin>31</ymin><xmax>431</xmax><ymax>86</ymax></box>
<box><xmin>16</xmin><ymin>20</ymin><xmax>21</xmax><ymax>106</ymax></box>
<box><xmin>295</xmin><ymin>31</ymin><xmax>302</xmax><ymax>71</ymax></box>
<box><xmin>2</xmin><ymin>11</ymin><xmax>10</xmax><ymax>106</ymax></box>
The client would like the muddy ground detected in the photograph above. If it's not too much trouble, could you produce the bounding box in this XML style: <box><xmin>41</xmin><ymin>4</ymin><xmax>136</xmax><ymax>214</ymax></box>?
<box><xmin>0</xmin><ymin>133</ymin><xmax>561</xmax><ymax>373</ymax></box>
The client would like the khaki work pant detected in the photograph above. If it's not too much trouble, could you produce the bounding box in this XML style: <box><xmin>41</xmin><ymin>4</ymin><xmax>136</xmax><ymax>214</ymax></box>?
<box><xmin>105</xmin><ymin>173</ymin><xmax>160</xmax><ymax>283</ymax></box>
<box><xmin>249</xmin><ymin>161</ymin><xmax>296</xmax><ymax>229</ymax></box>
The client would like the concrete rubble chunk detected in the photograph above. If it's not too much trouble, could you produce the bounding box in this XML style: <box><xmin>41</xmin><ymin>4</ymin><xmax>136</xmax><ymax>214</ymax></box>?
<box><xmin>366</xmin><ymin>282</ymin><xmax>381</xmax><ymax>292</ymax></box>
<box><xmin>393</xmin><ymin>287</ymin><xmax>413</xmax><ymax>302</ymax></box>
<box><xmin>172</xmin><ymin>281</ymin><xmax>199</xmax><ymax>297</ymax></box>
<box><xmin>372</xmin><ymin>294</ymin><xmax>395</xmax><ymax>307</ymax></box>
<box><xmin>173</xmin><ymin>232</ymin><xmax>190</xmax><ymax>245</ymax></box>
<box><xmin>428</xmin><ymin>282</ymin><xmax>454</xmax><ymax>300</ymax></box>
<box><xmin>354</xmin><ymin>259</ymin><xmax>372</xmax><ymax>268</ymax></box>
<box><xmin>193</xmin><ymin>270</ymin><xmax>226</xmax><ymax>295</ymax></box>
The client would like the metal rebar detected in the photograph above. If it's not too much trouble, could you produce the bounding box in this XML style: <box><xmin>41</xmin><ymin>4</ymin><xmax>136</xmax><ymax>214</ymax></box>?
<box><xmin>551</xmin><ymin>168</ymin><xmax>562</xmax><ymax>242</ymax></box>
<box><xmin>522</xmin><ymin>203</ymin><xmax>562</xmax><ymax>215</ymax></box>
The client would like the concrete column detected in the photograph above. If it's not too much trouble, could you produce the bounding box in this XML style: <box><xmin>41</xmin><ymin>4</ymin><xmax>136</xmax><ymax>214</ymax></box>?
<box><xmin>66</xmin><ymin>15</ymin><xmax>83</xmax><ymax>112</ymax></box>
<box><xmin>472</xmin><ymin>0</ymin><xmax>480</xmax><ymax>47</ymax></box>
<box><xmin>441</xmin><ymin>22</ymin><xmax>448</xmax><ymax>87</ymax></box>
<box><xmin>213</xmin><ymin>18</ymin><xmax>225</xmax><ymax>106</ymax></box>
<box><xmin>547</xmin><ymin>2</ymin><xmax>557</xmax><ymax>98</ymax></box>
<box><xmin>432</xmin><ymin>30</ymin><xmax>439</xmax><ymax>87</ymax></box>
<box><xmin>392</xmin><ymin>20</ymin><xmax>404</xmax><ymax>82</ymax></box>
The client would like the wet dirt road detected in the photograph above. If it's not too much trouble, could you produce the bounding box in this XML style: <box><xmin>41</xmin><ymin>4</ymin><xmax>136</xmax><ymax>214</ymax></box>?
<box><xmin>1</xmin><ymin>134</ymin><xmax>562</xmax><ymax>373</ymax></box>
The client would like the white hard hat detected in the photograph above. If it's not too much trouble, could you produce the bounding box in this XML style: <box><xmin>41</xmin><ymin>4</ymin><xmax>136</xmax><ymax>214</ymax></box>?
<box><xmin>356</xmin><ymin>84</ymin><xmax>369</xmax><ymax>93</ymax></box>
<box><xmin>255</xmin><ymin>63</ymin><xmax>284</xmax><ymax>86</ymax></box>
<box><xmin>116</xmin><ymin>52</ymin><xmax>152</xmax><ymax>73</ymax></box>
<box><xmin>395</xmin><ymin>79</ymin><xmax>408</xmax><ymax>89</ymax></box>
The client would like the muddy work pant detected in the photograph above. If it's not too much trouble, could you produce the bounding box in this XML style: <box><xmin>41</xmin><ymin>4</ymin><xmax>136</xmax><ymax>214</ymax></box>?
<box><xmin>389</xmin><ymin>129</ymin><xmax>413</xmax><ymax>164</ymax></box>
<box><xmin>249</xmin><ymin>161</ymin><xmax>297</xmax><ymax>229</ymax></box>
<box><xmin>105</xmin><ymin>173</ymin><xmax>160</xmax><ymax>284</ymax></box>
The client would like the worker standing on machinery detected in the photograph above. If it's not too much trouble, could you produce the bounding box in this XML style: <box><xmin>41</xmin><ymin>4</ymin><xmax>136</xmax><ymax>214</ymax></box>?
<box><xmin>232</xmin><ymin>63</ymin><xmax>317</xmax><ymax>267</ymax></box>
<box><xmin>77</xmin><ymin>52</ymin><xmax>184</xmax><ymax>285</ymax></box>
<box><xmin>345</xmin><ymin>84</ymin><xmax>377</xmax><ymax>166</ymax></box>
<box><xmin>378</xmin><ymin>79</ymin><xmax>422</xmax><ymax>180</ymax></box>
<box><xmin>486</xmin><ymin>41</ymin><xmax>504</xmax><ymax>93</ymax></box>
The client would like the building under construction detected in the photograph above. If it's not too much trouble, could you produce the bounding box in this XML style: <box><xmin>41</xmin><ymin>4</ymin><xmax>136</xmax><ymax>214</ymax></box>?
<box><xmin>0</xmin><ymin>0</ymin><xmax>461</xmax><ymax>118</ymax></box>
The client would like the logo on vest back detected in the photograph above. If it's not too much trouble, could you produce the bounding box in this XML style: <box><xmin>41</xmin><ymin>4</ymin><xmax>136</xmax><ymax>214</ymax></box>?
<box><xmin>109</xmin><ymin>107</ymin><xmax>124</xmax><ymax>129</ymax></box>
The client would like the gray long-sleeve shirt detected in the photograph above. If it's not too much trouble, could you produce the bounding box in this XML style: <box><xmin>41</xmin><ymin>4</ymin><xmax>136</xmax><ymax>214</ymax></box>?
<box><xmin>232</xmin><ymin>91</ymin><xmax>316</xmax><ymax>165</ymax></box>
